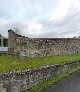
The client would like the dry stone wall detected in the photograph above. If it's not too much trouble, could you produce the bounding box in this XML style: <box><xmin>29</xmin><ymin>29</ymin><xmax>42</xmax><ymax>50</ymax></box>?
<box><xmin>0</xmin><ymin>61</ymin><xmax>80</xmax><ymax>92</ymax></box>
<box><xmin>8</xmin><ymin>29</ymin><xmax>80</xmax><ymax>57</ymax></box>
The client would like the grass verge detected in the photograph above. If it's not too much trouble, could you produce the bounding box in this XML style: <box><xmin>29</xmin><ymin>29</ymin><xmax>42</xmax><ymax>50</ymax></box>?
<box><xmin>0</xmin><ymin>54</ymin><xmax>80</xmax><ymax>72</ymax></box>
<box><xmin>22</xmin><ymin>65</ymin><xmax>80</xmax><ymax>92</ymax></box>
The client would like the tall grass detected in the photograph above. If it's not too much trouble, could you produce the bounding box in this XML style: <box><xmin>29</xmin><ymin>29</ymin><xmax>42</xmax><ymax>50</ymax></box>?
<box><xmin>0</xmin><ymin>54</ymin><xmax>80</xmax><ymax>72</ymax></box>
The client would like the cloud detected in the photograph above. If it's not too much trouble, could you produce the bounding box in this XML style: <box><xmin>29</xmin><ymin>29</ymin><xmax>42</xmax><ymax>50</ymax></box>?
<box><xmin>49</xmin><ymin>0</ymin><xmax>72</xmax><ymax>21</ymax></box>
<box><xmin>0</xmin><ymin>0</ymin><xmax>80</xmax><ymax>38</ymax></box>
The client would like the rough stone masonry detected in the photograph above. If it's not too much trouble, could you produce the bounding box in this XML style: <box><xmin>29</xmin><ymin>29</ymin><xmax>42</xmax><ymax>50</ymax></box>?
<box><xmin>8</xmin><ymin>29</ymin><xmax>80</xmax><ymax>57</ymax></box>
<box><xmin>0</xmin><ymin>29</ymin><xmax>80</xmax><ymax>92</ymax></box>
<box><xmin>0</xmin><ymin>60</ymin><xmax>80</xmax><ymax>92</ymax></box>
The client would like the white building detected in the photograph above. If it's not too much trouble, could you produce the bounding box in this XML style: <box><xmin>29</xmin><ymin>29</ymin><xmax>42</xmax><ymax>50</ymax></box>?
<box><xmin>0</xmin><ymin>34</ymin><xmax>8</xmax><ymax>52</ymax></box>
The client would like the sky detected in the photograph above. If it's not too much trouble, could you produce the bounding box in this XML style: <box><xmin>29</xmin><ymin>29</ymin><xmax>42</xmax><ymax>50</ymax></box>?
<box><xmin>0</xmin><ymin>0</ymin><xmax>80</xmax><ymax>38</ymax></box>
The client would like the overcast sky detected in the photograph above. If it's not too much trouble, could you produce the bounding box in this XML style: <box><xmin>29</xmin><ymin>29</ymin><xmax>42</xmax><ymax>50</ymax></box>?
<box><xmin>0</xmin><ymin>0</ymin><xmax>80</xmax><ymax>38</ymax></box>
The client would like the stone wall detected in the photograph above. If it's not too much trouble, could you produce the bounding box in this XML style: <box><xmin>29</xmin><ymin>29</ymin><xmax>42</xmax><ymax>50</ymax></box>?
<box><xmin>0</xmin><ymin>60</ymin><xmax>80</xmax><ymax>92</ymax></box>
<box><xmin>8</xmin><ymin>29</ymin><xmax>80</xmax><ymax>57</ymax></box>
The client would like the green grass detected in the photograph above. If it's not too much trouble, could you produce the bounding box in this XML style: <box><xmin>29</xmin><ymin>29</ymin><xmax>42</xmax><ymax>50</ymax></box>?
<box><xmin>22</xmin><ymin>65</ymin><xmax>80</xmax><ymax>92</ymax></box>
<box><xmin>0</xmin><ymin>54</ymin><xmax>80</xmax><ymax>72</ymax></box>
